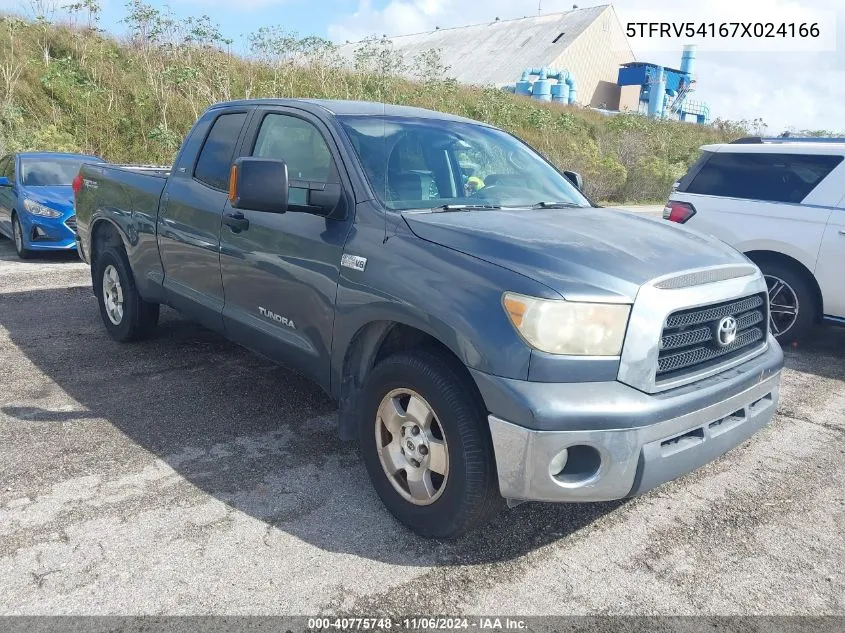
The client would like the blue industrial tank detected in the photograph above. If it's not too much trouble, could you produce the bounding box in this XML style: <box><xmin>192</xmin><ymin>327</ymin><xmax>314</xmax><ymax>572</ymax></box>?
<box><xmin>532</xmin><ymin>69</ymin><xmax>553</xmax><ymax>102</ymax></box>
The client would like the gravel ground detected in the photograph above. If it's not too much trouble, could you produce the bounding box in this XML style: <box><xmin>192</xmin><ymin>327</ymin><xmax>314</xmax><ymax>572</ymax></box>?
<box><xmin>0</xmin><ymin>235</ymin><xmax>843</xmax><ymax>616</ymax></box>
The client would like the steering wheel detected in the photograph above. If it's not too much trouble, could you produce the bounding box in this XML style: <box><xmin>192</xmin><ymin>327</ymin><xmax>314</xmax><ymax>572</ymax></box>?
<box><xmin>470</xmin><ymin>184</ymin><xmax>524</xmax><ymax>201</ymax></box>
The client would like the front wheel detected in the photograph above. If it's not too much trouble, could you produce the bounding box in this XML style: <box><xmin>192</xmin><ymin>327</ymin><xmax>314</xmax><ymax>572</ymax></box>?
<box><xmin>93</xmin><ymin>244</ymin><xmax>159</xmax><ymax>342</ymax></box>
<box><xmin>12</xmin><ymin>214</ymin><xmax>32</xmax><ymax>260</ymax></box>
<box><xmin>358</xmin><ymin>351</ymin><xmax>501</xmax><ymax>538</ymax></box>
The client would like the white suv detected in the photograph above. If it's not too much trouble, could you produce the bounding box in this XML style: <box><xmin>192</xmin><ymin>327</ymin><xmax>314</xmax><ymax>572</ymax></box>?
<box><xmin>664</xmin><ymin>138</ymin><xmax>845</xmax><ymax>343</ymax></box>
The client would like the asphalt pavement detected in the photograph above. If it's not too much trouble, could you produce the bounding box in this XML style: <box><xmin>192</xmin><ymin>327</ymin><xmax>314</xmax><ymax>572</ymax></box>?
<box><xmin>0</xmin><ymin>235</ymin><xmax>843</xmax><ymax>616</ymax></box>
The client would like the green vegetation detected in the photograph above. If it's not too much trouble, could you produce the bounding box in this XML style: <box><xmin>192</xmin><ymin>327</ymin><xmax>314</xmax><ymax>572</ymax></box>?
<box><xmin>0</xmin><ymin>3</ymin><xmax>758</xmax><ymax>202</ymax></box>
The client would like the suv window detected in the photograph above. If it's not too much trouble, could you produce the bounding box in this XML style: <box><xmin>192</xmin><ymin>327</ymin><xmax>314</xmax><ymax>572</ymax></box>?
<box><xmin>194</xmin><ymin>112</ymin><xmax>248</xmax><ymax>190</ymax></box>
<box><xmin>684</xmin><ymin>152</ymin><xmax>843</xmax><ymax>203</ymax></box>
<box><xmin>252</xmin><ymin>114</ymin><xmax>338</xmax><ymax>183</ymax></box>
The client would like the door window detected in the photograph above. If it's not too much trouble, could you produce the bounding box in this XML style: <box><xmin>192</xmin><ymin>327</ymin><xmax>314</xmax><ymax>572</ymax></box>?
<box><xmin>194</xmin><ymin>112</ymin><xmax>248</xmax><ymax>190</ymax></box>
<box><xmin>252</xmin><ymin>114</ymin><xmax>338</xmax><ymax>184</ymax></box>
<box><xmin>0</xmin><ymin>156</ymin><xmax>12</xmax><ymax>181</ymax></box>
<box><xmin>684</xmin><ymin>152</ymin><xmax>843</xmax><ymax>203</ymax></box>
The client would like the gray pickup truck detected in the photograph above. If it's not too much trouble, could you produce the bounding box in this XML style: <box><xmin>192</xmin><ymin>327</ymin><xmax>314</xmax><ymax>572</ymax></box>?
<box><xmin>74</xmin><ymin>99</ymin><xmax>783</xmax><ymax>538</ymax></box>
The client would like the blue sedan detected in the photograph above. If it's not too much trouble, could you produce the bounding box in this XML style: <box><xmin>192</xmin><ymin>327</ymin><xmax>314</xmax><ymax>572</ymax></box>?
<box><xmin>0</xmin><ymin>152</ymin><xmax>104</xmax><ymax>258</ymax></box>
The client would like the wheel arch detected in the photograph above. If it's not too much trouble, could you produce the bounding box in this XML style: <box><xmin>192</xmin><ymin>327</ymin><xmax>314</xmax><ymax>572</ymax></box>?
<box><xmin>335</xmin><ymin>319</ymin><xmax>484</xmax><ymax>441</ymax></box>
<box><xmin>89</xmin><ymin>217</ymin><xmax>128</xmax><ymax>269</ymax></box>
<box><xmin>744</xmin><ymin>249</ymin><xmax>824</xmax><ymax>322</ymax></box>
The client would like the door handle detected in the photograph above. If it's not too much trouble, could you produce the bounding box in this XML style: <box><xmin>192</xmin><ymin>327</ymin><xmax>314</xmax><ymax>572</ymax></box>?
<box><xmin>223</xmin><ymin>211</ymin><xmax>249</xmax><ymax>233</ymax></box>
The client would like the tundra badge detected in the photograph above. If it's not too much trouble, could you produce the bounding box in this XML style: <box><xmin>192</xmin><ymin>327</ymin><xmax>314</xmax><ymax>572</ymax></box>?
<box><xmin>258</xmin><ymin>306</ymin><xmax>296</xmax><ymax>329</ymax></box>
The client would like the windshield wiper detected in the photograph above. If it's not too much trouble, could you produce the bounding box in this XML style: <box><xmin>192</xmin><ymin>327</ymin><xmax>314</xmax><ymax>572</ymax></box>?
<box><xmin>432</xmin><ymin>204</ymin><xmax>502</xmax><ymax>212</ymax></box>
<box><xmin>530</xmin><ymin>201</ymin><xmax>584</xmax><ymax>209</ymax></box>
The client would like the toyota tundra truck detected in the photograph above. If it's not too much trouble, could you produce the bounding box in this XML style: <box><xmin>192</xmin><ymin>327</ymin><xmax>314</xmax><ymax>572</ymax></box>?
<box><xmin>73</xmin><ymin>99</ymin><xmax>783</xmax><ymax>538</ymax></box>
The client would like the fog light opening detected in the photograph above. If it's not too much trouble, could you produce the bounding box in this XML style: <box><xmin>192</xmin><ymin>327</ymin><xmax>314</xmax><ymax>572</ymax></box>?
<box><xmin>551</xmin><ymin>444</ymin><xmax>602</xmax><ymax>486</ymax></box>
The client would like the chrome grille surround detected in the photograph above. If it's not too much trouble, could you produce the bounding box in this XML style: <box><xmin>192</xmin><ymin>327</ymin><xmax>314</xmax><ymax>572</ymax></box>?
<box><xmin>618</xmin><ymin>265</ymin><xmax>770</xmax><ymax>394</ymax></box>
<box><xmin>653</xmin><ymin>264</ymin><xmax>758</xmax><ymax>290</ymax></box>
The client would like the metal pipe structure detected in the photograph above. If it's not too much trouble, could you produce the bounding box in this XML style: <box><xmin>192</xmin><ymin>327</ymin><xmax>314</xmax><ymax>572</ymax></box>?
<box><xmin>647</xmin><ymin>67</ymin><xmax>666</xmax><ymax>118</ymax></box>
<box><xmin>515</xmin><ymin>67</ymin><xmax>577</xmax><ymax>104</ymax></box>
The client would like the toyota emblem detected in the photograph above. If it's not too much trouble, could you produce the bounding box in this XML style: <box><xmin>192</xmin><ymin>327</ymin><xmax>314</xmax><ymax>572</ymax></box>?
<box><xmin>716</xmin><ymin>316</ymin><xmax>738</xmax><ymax>347</ymax></box>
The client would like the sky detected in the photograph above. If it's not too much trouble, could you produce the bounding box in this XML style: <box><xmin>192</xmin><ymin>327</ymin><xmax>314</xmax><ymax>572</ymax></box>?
<box><xmin>3</xmin><ymin>0</ymin><xmax>843</xmax><ymax>132</ymax></box>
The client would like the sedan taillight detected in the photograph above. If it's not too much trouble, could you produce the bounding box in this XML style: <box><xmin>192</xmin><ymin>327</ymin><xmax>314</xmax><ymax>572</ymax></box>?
<box><xmin>663</xmin><ymin>200</ymin><xmax>696</xmax><ymax>223</ymax></box>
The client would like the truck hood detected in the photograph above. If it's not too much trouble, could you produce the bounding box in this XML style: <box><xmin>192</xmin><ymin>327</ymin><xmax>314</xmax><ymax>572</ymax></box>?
<box><xmin>402</xmin><ymin>207</ymin><xmax>748</xmax><ymax>302</ymax></box>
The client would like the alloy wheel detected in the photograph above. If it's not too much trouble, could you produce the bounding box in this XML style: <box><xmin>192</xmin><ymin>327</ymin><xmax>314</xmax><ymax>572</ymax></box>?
<box><xmin>765</xmin><ymin>274</ymin><xmax>799</xmax><ymax>337</ymax></box>
<box><xmin>375</xmin><ymin>388</ymin><xmax>449</xmax><ymax>506</ymax></box>
<box><xmin>102</xmin><ymin>264</ymin><xmax>125</xmax><ymax>325</ymax></box>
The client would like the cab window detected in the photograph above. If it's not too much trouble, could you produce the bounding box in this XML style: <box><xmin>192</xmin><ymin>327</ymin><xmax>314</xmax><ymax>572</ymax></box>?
<box><xmin>252</xmin><ymin>114</ymin><xmax>338</xmax><ymax>184</ymax></box>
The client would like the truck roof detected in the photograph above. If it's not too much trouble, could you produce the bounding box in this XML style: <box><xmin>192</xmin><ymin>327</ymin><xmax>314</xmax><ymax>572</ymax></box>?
<box><xmin>210</xmin><ymin>98</ymin><xmax>488</xmax><ymax>126</ymax></box>
<box><xmin>700</xmin><ymin>142</ymin><xmax>845</xmax><ymax>155</ymax></box>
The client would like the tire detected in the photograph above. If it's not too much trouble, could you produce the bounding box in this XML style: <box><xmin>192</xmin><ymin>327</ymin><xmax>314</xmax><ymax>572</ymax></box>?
<box><xmin>755</xmin><ymin>259</ymin><xmax>817</xmax><ymax>344</ymax></box>
<box><xmin>358</xmin><ymin>350</ymin><xmax>501</xmax><ymax>538</ymax></box>
<box><xmin>93</xmin><ymin>244</ymin><xmax>159</xmax><ymax>342</ymax></box>
<box><xmin>12</xmin><ymin>214</ymin><xmax>33</xmax><ymax>260</ymax></box>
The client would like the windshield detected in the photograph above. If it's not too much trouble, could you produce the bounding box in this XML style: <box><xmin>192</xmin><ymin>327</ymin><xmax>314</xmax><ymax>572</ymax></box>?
<box><xmin>338</xmin><ymin>115</ymin><xmax>590</xmax><ymax>210</ymax></box>
<box><xmin>20</xmin><ymin>157</ymin><xmax>101</xmax><ymax>186</ymax></box>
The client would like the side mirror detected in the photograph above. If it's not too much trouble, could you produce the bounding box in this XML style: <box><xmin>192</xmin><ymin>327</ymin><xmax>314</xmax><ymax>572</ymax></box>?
<box><xmin>296</xmin><ymin>181</ymin><xmax>343</xmax><ymax>218</ymax></box>
<box><xmin>563</xmin><ymin>170</ymin><xmax>583</xmax><ymax>190</ymax></box>
<box><xmin>0</xmin><ymin>176</ymin><xmax>10</xmax><ymax>187</ymax></box>
<box><xmin>229</xmin><ymin>157</ymin><xmax>289</xmax><ymax>213</ymax></box>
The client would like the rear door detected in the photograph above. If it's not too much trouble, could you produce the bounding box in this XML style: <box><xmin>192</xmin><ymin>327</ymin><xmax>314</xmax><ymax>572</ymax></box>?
<box><xmin>814</xmin><ymin>174</ymin><xmax>845</xmax><ymax>319</ymax></box>
<box><xmin>218</xmin><ymin>107</ymin><xmax>354</xmax><ymax>387</ymax></box>
<box><xmin>157</xmin><ymin>109</ymin><xmax>250</xmax><ymax>331</ymax></box>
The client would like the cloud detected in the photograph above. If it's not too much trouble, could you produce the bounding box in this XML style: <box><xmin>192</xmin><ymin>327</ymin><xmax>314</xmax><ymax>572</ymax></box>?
<box><xmin>328</xmin><ymin>0</ymin><xmax>845</xmax><ymax>132</ymax></box>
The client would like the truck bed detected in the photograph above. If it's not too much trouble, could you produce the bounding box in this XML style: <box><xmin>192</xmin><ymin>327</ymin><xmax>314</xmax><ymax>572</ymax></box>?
<box><xmin>74</xmin><ymin>162</ymin><xmax>172</xmax><ymax>267</ymax></box>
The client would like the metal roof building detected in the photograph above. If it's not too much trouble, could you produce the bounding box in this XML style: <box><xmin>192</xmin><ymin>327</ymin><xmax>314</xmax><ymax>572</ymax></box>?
<box><xmin>337</xmin><ymin>5</ymin><xmax>638</xmax><ymax>111</ymax></box>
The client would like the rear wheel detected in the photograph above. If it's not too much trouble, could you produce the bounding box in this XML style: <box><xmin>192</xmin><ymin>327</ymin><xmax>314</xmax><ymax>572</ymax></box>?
<box><xmin>93</xmin><ymin>244</ymin><xmax>159</xmax><ymax>342</ymax></box>
<box><xmin>358</xmin><ymin>350</ymin><xmax>501</xmax><ymax>539</ymax></box>
<box><xmin>12</xmin><ymin>214</ymin><xmax>32</xmax><ymax>260</ymax></box>
<box><xmin>756</xmin><ymin>260</ymin><xmax>817</xmax><ymax>344</ymax></box>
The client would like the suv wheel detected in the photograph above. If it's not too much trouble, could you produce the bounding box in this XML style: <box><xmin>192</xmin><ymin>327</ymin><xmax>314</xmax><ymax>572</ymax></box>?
<box><xmin>358</xmin><ymin>350</ymin><xmax>501</xmax><ymax>538</ymax></box>
<box><xmin>93</xmin><ymin>244</ymin><xmax>159</xmax><ymax>342</ymax></box>
<box><xmin>758</xmin><ymin>261</ymin><xmax>817</xmax><ymax>344</ymax></box>
<box><xmin>12</xmin><ymin>214</ymin><xmax>32</xmax><ymax>260</ymax></box>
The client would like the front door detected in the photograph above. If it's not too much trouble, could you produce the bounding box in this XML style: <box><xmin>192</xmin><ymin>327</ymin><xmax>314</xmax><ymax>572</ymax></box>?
<box><xmin>157</xmin><ymin>110</ymin><xmax>249</xmax><ymax>331</ymax></box>
<box><xmin>0</xmin><ymin>156</ymin><xmax>15</xmax><ymax>237</ymax></box>
<box><xmin>219</xmin><ymin>108</ymin><xmax>354</xmax><ymax>387</ymax></box>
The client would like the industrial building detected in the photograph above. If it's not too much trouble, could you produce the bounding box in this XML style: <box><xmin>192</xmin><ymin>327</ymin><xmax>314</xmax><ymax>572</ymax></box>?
<box><xmin>616</xmin><ymin>47</ymin><xmax>710</xmax><ymax>123</ymax></box>
<box><xmin>337</xmin><ymin>5</ymin><xmax>639</xmax><ymax>111</ymax></box>
<box><xmin>337</xmin><ymin>4</ymin><xmax>710</xmax><ymax>123</ymax></box>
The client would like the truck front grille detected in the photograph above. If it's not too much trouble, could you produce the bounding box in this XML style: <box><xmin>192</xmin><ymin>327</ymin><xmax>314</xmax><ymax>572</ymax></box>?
<box><xmin>65</xmin><ymin>215</ymin><xmax>77</xmax><ymax>233</ymax></box>
<box><xmin>657</xmin><ymin>294</ymin><xmax>767</xmax><ymax>380</ymax></box>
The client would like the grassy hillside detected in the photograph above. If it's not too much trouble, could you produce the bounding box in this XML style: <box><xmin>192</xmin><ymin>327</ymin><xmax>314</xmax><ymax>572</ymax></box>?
<box><xmin>0</xmin><ymin>5</ymin><xmax>747</xmax><ymax>202</ymax></box>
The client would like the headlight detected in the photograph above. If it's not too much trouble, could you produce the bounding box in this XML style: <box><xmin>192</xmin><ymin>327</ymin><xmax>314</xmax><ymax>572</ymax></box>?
<box><xmin>23</xmin><ymin>199</ymin><xmax>63</xmax><ymax>218</ymax></box>
<box><xmin>502</xmin><ymin>292</ymin><xmax>631</xmax><ymax>356</ymax></box>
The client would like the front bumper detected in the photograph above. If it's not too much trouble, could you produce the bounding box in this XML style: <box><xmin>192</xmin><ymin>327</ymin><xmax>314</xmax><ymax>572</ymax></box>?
<box><xmin>18</xmin><ymin>212</ymin><xmax>77</xmax><ymax>251</ymax></box>
<box><xmin>479</xmin><ymin>338</ymin><xmax>782</xmax><ymax>503</ymax></box>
